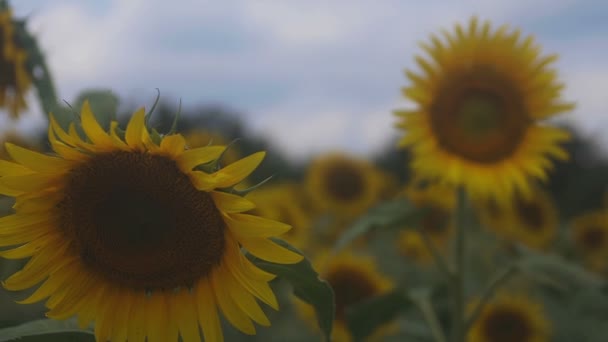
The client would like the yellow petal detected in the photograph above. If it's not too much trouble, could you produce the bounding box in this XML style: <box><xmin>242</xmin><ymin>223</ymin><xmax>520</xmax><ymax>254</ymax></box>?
<box><xmin>171</xmin><ymin>288</ymin><xmax>201</xmax><ymax>342</ymax></box>
<box><xmin>5</xmin><ymin>143</ymin><xmax>70</xmax><ymax>173</ymax></box>
<box><xmin>177</xmin><ymin>146</ymin><xmax>226</xmax><ymax>171</ymax></box>
<box><xmin>224</xmin><ymin>213</ymin><xmax>291</xmax><ymax>238</ymax></box>
<box><xmin>224</xmin><ymin>238</ymin><xmax>278</xmax><ymax>309</ymax></box>
<box><xmin>210</xmin><ymin>152</ymin><xmax>266</xmax><ymax>188</ymax></box>
<box><xmin>127</xmin><ymin>291</ymin><xmax>148</xmax><ymax>342</ymax></box>
<box><xmin>195</xmin><ymin>279</ymin><xmax>224</xmax><ymax>342</ymax></box>
<box><xmin>0</xmin><ymin>213</ymin><xmax>50</xmax><ymax>233</ymax></box>
<box><xmin>222</xmin><ymin>266</ymin><xmax>270</xmax><ymax>326</ymax></box>
<box><xmin>210</xmin><ymin>270</ymin><xmax>256</xmax><ymax>335</ymax></box>
<box><xmin>125</xmin><ymin>108</ymin><xmax>146</xmax><ymax>150</ymax></box>
<box><xmin>109</xmin><ymin>121</ymin><xmax>130</xmax><ymax>151</ymax></box>
<box><xmin>49</xmin><ymin>114</ymin><xmax>78</xmax><ymax>146</ymax></box>
<box><xmin>3</xmin><ymin>243</ymin><xmax>71</xmax><ymax>290</ymax></box>
<box><xmin>160</xmin><ymin>134</ymin><xmax>186</xmax><ymax>156</ymax></box>
<box><xmin>94</xmin><ymin>287</ymin><xmax>115</xmax><ymax>342</ymax></box>
<box><xmin>48</xmin><ymin>126</ymin><xmax>85</xmax><ymax>161</ymax></box>
<box><xmin>18</xmin><ymin>260</ymin><xmax>77</xmax><ymax>304</ymax></box>
<box><xmin>0</xmin><ymin>159</ymin><xmax>33</xmax><ymax>176</ymax></box>
<box><xmin>109</xmin><ymin>289</ymin><xmax>131</xmax><ymax>342</ymax></box>
<box><xmin>0</xmin><ymin>173</ymin><xmax>56</xmax><ymax>192</ymax></box>
<box><xmin>46</xmin><ymin>273</ymin><xmax>98</xmax><ymax>320</ymax></box>
<box><xmin>211</xmin><ymin>191</ymin><xmax>256</xmax><ymax>213</ymax></box>
<box><xmin>80</xmin><ymin>101</ymin><xmax>115</xmax><ymax>149</ymax></box>
<box><xmin>239</xmin><ymin>238</ymin><xmax>303</xmax><ymax>264</ymax></box>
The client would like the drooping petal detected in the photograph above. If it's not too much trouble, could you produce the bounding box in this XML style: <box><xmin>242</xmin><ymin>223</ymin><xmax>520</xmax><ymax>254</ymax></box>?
<box><xmin>211</xmin><ymin>191</ymin><xmax>256</xmax><ymax>213</ymax></box>
<box><xmin>224</xmin><ymin>213</ymin><xmax>291</xmax><ymax>238</ymax></box>
<box><xmin>239</xmin><ymin>237</ymin><xmax>303</xmax><ymax>264</ymax></box>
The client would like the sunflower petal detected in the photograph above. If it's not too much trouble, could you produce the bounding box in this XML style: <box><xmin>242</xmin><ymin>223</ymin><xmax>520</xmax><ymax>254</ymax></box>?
<box><xmin>5</xmin><ymin>143</ymin><xmax>70</xmax><ymax>173</ymax></box>
<box><xmin>239</xmin><ymin>237</ymin><xmax>303</xmax><ymax>264</ymax></box>
<box><xmin>210</xmin><ymin>270</ymin><xmax>256</xmax><ymax>335</ymax></box>
<box><xmin>224</xmin><ymin>213</ymin><xmax>291</xmax><ymax>238</ymax></box>
<box><xmin>196</xmin><ymin>279</ymin><xmax>224</xmax><ymax>342</ymax></box>
<box><xmin>211</xmin><ymin>152</ymin><xmax>266</xmax><ymax>188</ymax></box>
<box><xmin>80</xmin><ymin>101</ymin><xmax>115</xmax><ymax>149</ymax></box>
<box><xmin>125</xmin><ymin>108</ymin><xmax>146</xmax><ymax>149</ymax></box>
<box><xmin>160</xmin><ymin>134</ymin><xmax>186</xmax><ymax>156</ymax></box>
<box><xmin>211</xmin><ymin>191</ymin><xmax>256</xmax><ymax>213</ymax></box>
<box><xmin>222</xmin><ymin>266</ymin><xmax>270</xmax><ymax>326</ymax></box>
<box><xmin>171</xmin><ymin>288</ymin><xmax>201</xmax><ymax>342</ymax></box>
<box><xmin>177</xmin><ymin>145</ymin><xmax>226</xmax><ymax>171</ymax></box>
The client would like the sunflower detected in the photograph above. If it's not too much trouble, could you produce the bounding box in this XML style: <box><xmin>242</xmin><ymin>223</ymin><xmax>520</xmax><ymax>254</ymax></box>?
<box><xmin>0</xmin><ymin>8</ymin><xmax>31</xmax><ymax>118</ymax></box>
<box><xmin>0</xmin><ymin>102</ymin><xmax>303</xmax><ymax>342</ymax></box>
<box><xmin>397</xmin><ymin>230</ymin><xmax>433</xmax><ymax>264</ymax></box>
<box><xmin>306</xmin><ymin>153</ymin><xmax>382</xmax><ymax>218</ymax></box>
<box><xmin>396</xmin><ymin>16</ymin><xmax>574</xmax><ymax>202</ymax></box>
<box><xmin>246</xmin><ymin>183</ymin><xmax>311</xmax><ymax>250</ymax></box>
<box><xmin>184</xmin><ymin>130</ymin><xmax>240</xmax><ymax>165</ymax></box>
<box><xmin>502</xmin><ymin>188</ymin><xmax>558</xmax><ymax>250</ymax></box>
<box><xmin>571</xmin><ymin>211</ymin><xmax>608</xmax><ymax>271</ymax></box>
<box><xmin>295</xmin><ymin>252</ymin><xmax>393</xmax><ymax>342</ymax></box>
<box><xmin>472</xmin><ymin>196</ymin><xmax>509</xmax><ymax>235</ymax></box>
<box><xmin>468</xmin><ymin>293</ymin><xmax>550</xmax><ymax>342</ymax></box>
<box><xmin>0</xmin><ymin>129</ymin><xmax>39</xmax><ymax>159</ymax></box>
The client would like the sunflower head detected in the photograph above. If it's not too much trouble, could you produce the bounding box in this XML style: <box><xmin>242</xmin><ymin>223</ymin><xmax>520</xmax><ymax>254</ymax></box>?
<box><xmin>468</xmin><ymin>293</ymin><xmax>550</xmax><ymax>342</ymax></box>
<box><xmin>0</xmin><ymin>101</ymin><xmax>303</xmax><ymax>341</ymax></box>
<box><xmin>504</xmin><ymin>189</ymin><xmax>558</xmax><ymax>250</ymax></box>
<box><xmin>0</xmin><ymin>8</ymin><xmax>31</xmax><ymax>118</ymax></box>
<box><xmin>571</xmin><ymin>211</ymin><xmax>608</xmax><ymax>271</ymax></box>
<box><xmin>295</xmin><ymin>252</ymin><xmax>393</xmax><ymax>341</ymax></box>
<box><xmin>404</xmin><ymin>179</ymin><xmax>455</xmax><ymax>244</ymax></box>
<box><xmin>306</xmin><ymin>153</ymin><xmax>382</xmax><ymax>218</ymax></box>
<box><xmin>396</xmin><ymin>16</ymin><xmax>573</xmax><ymax>202</ymax></box>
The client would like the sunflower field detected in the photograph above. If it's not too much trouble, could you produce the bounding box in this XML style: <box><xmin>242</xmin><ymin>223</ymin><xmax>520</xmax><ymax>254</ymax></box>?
<box><xmin>0</xmin><ymin>1</ymin><xmax>607</xmax><ymax>341</ymax></box>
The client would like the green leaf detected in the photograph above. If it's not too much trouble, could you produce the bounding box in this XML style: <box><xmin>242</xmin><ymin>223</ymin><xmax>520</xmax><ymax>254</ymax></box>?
<box><xmin>346</xmin><ymin>289</ymin><xmax>412</xmax><ymax>340</ymax></box>
<box><xmin>248</xmin><ymin>239</ymin><xmax>335</xmax><ymax>341</ymax></box>
<box><xmin>0</xmin><ymin>319</ymin><xmax>93</xmax><ymax>342</ymax></box>
<box><xmin>334</xmin><ymin>198</ymin><xmax>427</xmax><ymax>251</ymax></box>
<box><xmin>515</xmin><ymin>247</ymin><xmax>605</xmax><ymax>291</ymax></box>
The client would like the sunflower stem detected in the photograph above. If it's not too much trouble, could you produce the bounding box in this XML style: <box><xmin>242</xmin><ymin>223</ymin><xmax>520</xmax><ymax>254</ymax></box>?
<box><xmin>413</xmin><ymin>294</ymin><xmax>447</xmax><ymax>342</ymax></box>
<box><xmin>464</xmin><ymin>264</ymin><xmax>517</xmax><ymax>332</ymax></box>
<box><xmin>450</xmin><ymin>188</ymin><xmax>467</xmax><ymax>342</ymax></box>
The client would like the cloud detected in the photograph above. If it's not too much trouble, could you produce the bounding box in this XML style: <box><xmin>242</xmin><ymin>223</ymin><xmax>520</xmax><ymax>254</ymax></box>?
<box><xmin>9</xmin><ymin>0</ymin><xmax>608</xmax><ymax>158</ymax></box>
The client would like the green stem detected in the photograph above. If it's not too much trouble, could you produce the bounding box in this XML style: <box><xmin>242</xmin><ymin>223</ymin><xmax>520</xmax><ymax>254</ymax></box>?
<box><xmin>450</xmin><ymin>188</ymin><xmax>467</xmax><ymax>342</ymax></box>
<box><xmin>414</xmin><ymin>296</ymin><xmax>447</xmax><ymax>342</ymax></box>
<box><xmin>464</xmin><ymin>265</ymin><xmax>517</xmax><ymax>332</ymax></box>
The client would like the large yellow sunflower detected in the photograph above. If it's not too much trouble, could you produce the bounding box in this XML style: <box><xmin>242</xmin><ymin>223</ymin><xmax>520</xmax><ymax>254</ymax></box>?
<box><xmin>396</xmin><ymin>16</ymin><xmax>574</xmax><ymax>202</ymax></box>
<box><xmin>0</xmin><ymin>102</ymin><xmax>303</xmax><ymax>342</ymax></box>
<box><xmin>295</xmin><ymin>252</ymin><xmax>393</xmax><ymax>342</ymax></box>
<box><xmin>306</xmin><ymin>153</ymin><xmax>382</xmax><ymax>218</ymax></box>
<box><xmin>571</xmin><ymin>211</ymin><xmax>608</xmax><ymax>272</ymax></box>
<box><xmin>468</xmin><ymin>293</ymin><xmax>550</xmax><ymax>342</ymax></box>
<box><xmin>0</xmin><ymin>8</ymin><xmax>31</xmax><ymax>118</ymax></box>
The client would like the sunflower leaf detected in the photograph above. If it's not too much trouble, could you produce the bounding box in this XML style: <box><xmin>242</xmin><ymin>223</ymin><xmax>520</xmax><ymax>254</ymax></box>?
<box><xmin>515</xmin><ymin>246</ymin><xmax>605</xmax><ymax>291</ymax></box>
<box><xmin>346</xmin><ymin>289</ymin><xmax>413</xmax><ymax>339</ymax></box>
<box><xmin>247</xmin><ymin>239</ymin><xmax>335</xmax><ymax>341</ymax></box>
<box><xmin>334</xmin><ymin>198</ymin><xmax>427</xmax><ymax>252</ymax></box>
<box><xmin>0</xmin><ymin>318</ymin><xmax>93</xmax><ymax>342</ymax></box>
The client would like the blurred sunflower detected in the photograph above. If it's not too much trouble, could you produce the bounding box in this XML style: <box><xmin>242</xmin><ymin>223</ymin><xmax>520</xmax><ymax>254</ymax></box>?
<box><xmin>0</xmin><ymin>8</ymin><xmax>31</xmax><ymax>118</ymax></box>
<box><xmin>505</xmin><ymin>189</ymin><xmax>558</xmax><ymax>250</ymax></box>
<box><xmin>396</xmin><ymin>16</ymin><xmax>573</xmax><ymax>202</ymax></box>
<box><xmin>571</xmin><ymin>211</ymin><xmax>608</xmax><ymax>271</ymax></box>
<box><xmin>306</xmin><ymin>153</ymin><xmax>382</xmax><ymax>218</ymax></box>
<box><xmin>468</xmin><ymin>293</ymin><xmax>550</xmax><ymax>342</ymax></box>
<box><xmin>397</xmin><ymin>230</ymin><xmax>432</xmax><ymax>264</ymax></box>
<box><xmin>295</xmin><ymin>252</ymin><xmax>393</xmax><ymax>342</ymax></box>
<box><xmin>246</xmin><ymin>183</ymin><xmax>311</xmax><ymax>250</ymax></box>
<box><xmin>0</xmin><ymin>102</ymin><xmax>303</xmax><ymax>342</ymax></box>
<box><xmin>184</xmin><ymin>129</ymin><xmax>240</xmax><ymax>165</ymax></box>
<box><xmin>472</xmin><ymin>196</ymin><xmax>508</xmax><ymax>234</ymax></box>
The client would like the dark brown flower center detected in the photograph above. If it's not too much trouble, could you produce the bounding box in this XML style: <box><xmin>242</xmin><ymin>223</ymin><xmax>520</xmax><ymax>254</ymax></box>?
<box><xmin>323</xmin><ymin>160</ymin><xmax>366</xmax><ymax>202</ymax></box>
<box><xmin>58</xmin><ymin>151</ymin><xmax>226</xmax><ymax>290</ymax></box>
<box><xmin>482</xmin><ymin>308</ymin><xmax>533</xmax><ymax>342</ymax></box>
<box><xmin>429</xmin><ymin>65</ymin><xmax>530</xmax><ymax>163</ymax></box>
<box><xmin>580</xmin><ymin>226</ymin><xmax>606</xmax><ymax>252</ymax></box>
<box><xmin>421</xmin><ymin>206</ymin><xmax>450</xmax><ymax>235</ymax></box>
<box><xmin>325</xmin><ymin>265</ymin><xmax>379</xmax><ymax>320</ymax></box>
<box><xmin>515</xmin><ymin>198</ymin><xmax>544</xmax><ymax>230</ymax></box>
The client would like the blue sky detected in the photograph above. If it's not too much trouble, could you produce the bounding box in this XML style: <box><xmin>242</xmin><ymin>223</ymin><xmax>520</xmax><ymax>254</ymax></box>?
<box><xmin>7</xmin><ymin>0</ymin><xmax>608</xmax><ymax>159</ymax></box>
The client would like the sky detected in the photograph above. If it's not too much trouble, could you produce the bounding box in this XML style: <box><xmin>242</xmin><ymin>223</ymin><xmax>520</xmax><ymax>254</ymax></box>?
<box><xmin>5</xmin><ymin>0</ymin><xmax>608</xmax><ymax>160</ymax></box>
